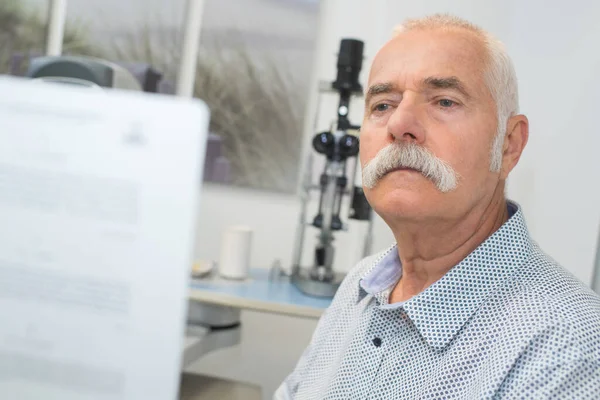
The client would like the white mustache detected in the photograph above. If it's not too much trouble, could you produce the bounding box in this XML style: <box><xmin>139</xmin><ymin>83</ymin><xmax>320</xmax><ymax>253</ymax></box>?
<box><xmin>362</xmin><ymin>142</ymin><xmax>459</xmax><ymax>193</ymax></box>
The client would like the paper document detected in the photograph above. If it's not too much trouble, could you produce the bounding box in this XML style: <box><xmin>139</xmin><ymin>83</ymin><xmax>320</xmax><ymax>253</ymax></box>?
<box><xmin>0</xmin><ymin>76</ymin><xmax>208</xmax><ymax>399</ymax></box>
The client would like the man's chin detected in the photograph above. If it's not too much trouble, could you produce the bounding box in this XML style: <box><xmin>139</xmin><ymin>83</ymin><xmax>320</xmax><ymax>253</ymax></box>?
<box><xmin>364</xmin><ymin>180</ymin><xmax>443</xmax><ymax>219</ymax></box>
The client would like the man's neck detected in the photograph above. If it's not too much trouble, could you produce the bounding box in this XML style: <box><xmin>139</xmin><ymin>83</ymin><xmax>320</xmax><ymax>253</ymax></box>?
<box><xmin>389</xmin><ymin>188</ymin><xmax>509</xmax><ymax>304</ymax></box>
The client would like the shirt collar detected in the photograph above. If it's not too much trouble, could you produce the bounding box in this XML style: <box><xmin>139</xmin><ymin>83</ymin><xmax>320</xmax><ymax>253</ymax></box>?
<box><xmin>357</xmin><ymin>201</ymin><xmax>532</xmax><ymax>350</ymax></box>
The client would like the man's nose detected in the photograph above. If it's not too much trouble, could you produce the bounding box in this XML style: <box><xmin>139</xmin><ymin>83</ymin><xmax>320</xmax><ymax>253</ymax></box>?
<box><xmin>387</xmin><ymin>96</ymin><xmax>426</xmax><ymax>144</ymax></box>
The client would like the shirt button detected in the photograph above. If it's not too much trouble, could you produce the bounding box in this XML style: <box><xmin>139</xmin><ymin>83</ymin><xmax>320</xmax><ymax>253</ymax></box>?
<box><xmin>372</xmin><ymin>337</ymin><xmax>382</xmax><ymax>347</ymax></box>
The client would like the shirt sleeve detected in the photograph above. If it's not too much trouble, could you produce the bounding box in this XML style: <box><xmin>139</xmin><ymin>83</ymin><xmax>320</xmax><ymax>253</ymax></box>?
<box><xmin>497</xmin><ymin>359</ymin><xmax>600</xmax><ymax>399</ymax></box>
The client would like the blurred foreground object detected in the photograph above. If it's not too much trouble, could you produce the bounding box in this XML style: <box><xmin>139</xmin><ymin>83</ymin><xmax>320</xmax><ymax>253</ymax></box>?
<box><xmin>0</xmin><ymin>75</ymin><xmax>210</xmax><ymax>398</ymax></box>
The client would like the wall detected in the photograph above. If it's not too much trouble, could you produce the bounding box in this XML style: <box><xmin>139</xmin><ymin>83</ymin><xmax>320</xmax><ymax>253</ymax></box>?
<box><xmin>193</xmin><ymin>184</ymin><xmax>299</xmax><ymax>269</ymax></box>
<box><xmin>193</xmin><ymin>183</ymin><xmax>395</xmax><ymax>273</ymax></box>
<box><xmin>505</xmin><ymin>0</ymin><xmax>600</xmax><ymax>284</ymax></box>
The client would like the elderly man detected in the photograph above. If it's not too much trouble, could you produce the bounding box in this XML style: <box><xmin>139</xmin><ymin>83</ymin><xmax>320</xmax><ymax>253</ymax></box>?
<box><xmin>275</xmin><ymin>14</ymin><xmax>600</xmax><ymax>400</ymax></box>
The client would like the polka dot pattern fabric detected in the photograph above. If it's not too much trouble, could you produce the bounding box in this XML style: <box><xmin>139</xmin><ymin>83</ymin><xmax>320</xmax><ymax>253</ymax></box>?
<box><xmin>275</xmin><ymin>202</ymin><xmax>600</xmax><ymax>399</ymax></box>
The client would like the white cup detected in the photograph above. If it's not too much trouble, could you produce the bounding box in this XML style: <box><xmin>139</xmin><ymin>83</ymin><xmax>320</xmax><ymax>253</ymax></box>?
<box><xmin>218</xmin><ymin>225</ymin><xmax>253</xmax><ymax>280</ymax></box>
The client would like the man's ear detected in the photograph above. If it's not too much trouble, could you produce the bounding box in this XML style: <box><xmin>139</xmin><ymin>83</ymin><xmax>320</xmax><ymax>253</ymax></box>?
<box><xmin>500</xmin><ymin>114</ymin><xmax>529</xmax><ymax>179</ymax></box>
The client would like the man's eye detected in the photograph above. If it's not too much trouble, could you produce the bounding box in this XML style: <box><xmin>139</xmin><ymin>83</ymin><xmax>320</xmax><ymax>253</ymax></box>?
<box><xmin>373</xmin><ymin>103</ymin><xmax>390</xmax><ymax>112</ymax></box>
<box><xmin>438</xmin><ymin>99</ymin><xmax>456</xmax><ymax>108</ymax></box>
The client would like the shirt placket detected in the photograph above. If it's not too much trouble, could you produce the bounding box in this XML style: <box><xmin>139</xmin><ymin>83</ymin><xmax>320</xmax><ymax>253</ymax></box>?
<box><xmin>361</xmin><ymin>306</ymin><xmax>407</xmax><ymax>399</ymax></box>
<box><xmin>328</xmin><ymin>306</ymin><xmax>393</xmax><ymax>399</ymax></box>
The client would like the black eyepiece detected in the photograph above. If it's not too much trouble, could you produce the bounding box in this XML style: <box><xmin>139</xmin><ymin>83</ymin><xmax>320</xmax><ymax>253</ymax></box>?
<box><xmin>312</xmin><ymin>132</ymin><xmax>335</xmax><ymax>156</ymax></box>
<box><xmin>338</xmin><ymin>134</ymin><xmax>359</xmax><ymax>158</ymax></box>
<box><xmin>332</xmin><ymin>39</ymin><xmax>364</xmax><ymax>93</ymax></box>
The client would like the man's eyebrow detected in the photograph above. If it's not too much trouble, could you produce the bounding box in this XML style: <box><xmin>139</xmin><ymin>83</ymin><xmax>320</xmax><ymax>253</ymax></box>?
<box><xmin>365</xmin><ymin>82</ymin><xmax>397</xmax><ymax>103</ymax></box>
<box><xmin>421</xmin><ymin>76</ymin><xmax>471</xmax><ymax>98</ymax></box>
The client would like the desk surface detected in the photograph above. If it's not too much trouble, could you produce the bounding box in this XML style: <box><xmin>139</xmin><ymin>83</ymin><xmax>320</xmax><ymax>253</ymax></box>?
<box><xmin>189</xmin><ymin>269</ymin><xmax>332</xmax><ymax>319</ymax></box>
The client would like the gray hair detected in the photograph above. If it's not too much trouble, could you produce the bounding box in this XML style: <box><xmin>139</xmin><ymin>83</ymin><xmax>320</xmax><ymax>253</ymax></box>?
<box><xmin>393</xmin><ymin>14</ymin><xmax>519</xmax><ymax>172</ymax></box>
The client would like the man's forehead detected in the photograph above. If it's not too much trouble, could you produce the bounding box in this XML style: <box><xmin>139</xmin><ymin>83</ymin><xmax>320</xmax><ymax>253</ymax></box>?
<box><xmin>367</xmin><ymin>29</ymin><xmax>487</xmax><ymax>90</ymax></box>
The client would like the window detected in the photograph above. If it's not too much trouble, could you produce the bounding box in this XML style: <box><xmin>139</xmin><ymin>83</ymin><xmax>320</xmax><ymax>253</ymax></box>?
<box><xmin>4</xmin><ymin>0</ymin><xmax>320</xmax><ymax>193</ymax></box>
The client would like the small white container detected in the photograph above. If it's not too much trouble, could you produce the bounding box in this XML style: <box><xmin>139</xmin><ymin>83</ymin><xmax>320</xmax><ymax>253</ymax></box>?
<box><xmin>218</xmin><ymin>225</ymin><xmax>253</xmax><ymax>280</ymax></box>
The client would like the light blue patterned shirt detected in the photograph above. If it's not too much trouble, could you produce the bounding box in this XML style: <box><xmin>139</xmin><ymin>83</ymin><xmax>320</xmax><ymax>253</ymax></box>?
<box><xmin>275</xmin><ymin>202</ymin><xmax>600</xmax><ymax>399</ymax></box>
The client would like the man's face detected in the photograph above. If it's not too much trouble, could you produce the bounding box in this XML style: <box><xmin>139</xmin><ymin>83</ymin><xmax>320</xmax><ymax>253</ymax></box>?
<box><xmin>360</xmin><ymin>29</ymin><xmax>501</xmax><ymax>222</ymax></box>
